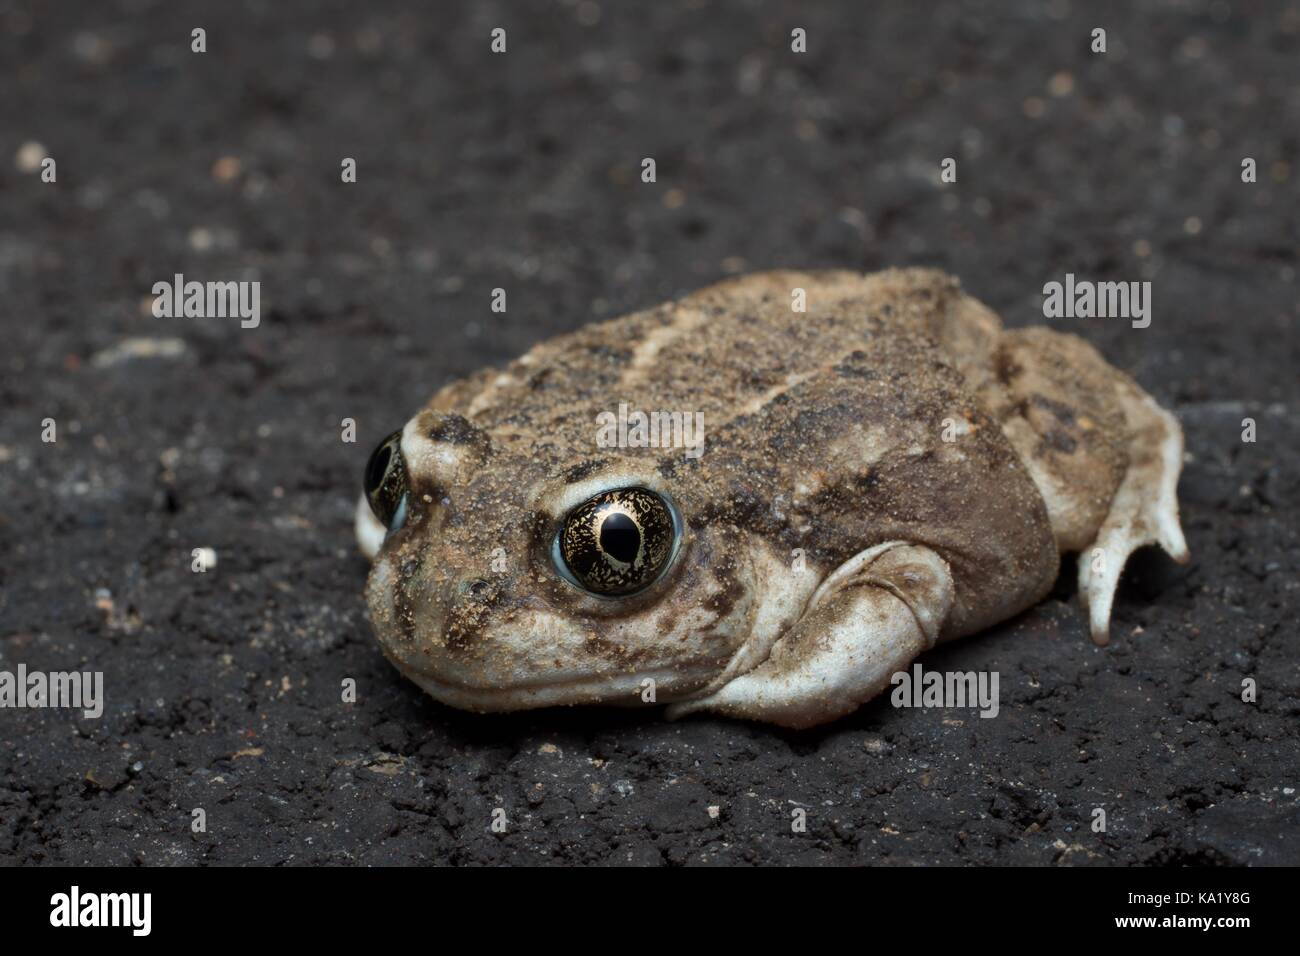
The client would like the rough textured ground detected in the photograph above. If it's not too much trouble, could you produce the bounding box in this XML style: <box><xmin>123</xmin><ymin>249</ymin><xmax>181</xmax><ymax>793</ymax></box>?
<box><xmin>1</xmin><ymin>0</ymin><xmax>1296</xmax><ymax>866</ymax></box>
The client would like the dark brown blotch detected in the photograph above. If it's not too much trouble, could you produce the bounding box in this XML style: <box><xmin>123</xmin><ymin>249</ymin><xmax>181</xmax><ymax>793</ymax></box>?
<box><xmin>429</xmin><ymin>414</ymin><xmax>491</xmax><ymax>451</ymax></box>
<box><xmin>563</xmin><ymin>459</ymin><xmax>604</xmax><ymax>483</ymax></box>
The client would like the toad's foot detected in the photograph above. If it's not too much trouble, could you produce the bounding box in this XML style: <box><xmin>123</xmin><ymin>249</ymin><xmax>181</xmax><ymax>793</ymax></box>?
<box><xmin>666</xmin><ymin>543</ymin><xmax>954</xmax><ymax>729</ymax></box>
<box><xmin>1078</xmin><ymin>384</ymin><xmax>1190</xmax><ymax>646</ymax></box>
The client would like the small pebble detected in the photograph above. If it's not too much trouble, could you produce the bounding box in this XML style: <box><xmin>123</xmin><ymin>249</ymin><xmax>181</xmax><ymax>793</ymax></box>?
<box><xmin>14</xmin><ymin>141</ymin><xmax>45</xmax><ymax>173</ymax></box>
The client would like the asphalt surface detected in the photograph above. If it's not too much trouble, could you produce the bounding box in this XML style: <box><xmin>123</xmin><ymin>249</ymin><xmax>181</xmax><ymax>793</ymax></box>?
<box><xmin>1</xmin><ymin>0</ymin><xmax>1297</xmax><ymax>865</ymax></box>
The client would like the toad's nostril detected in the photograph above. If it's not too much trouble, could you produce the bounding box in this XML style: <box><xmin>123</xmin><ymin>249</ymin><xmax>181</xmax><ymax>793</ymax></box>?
<box><xmin>464</xmin><ymin>579</ymin><xmax>491</xmax><ymax>598</ymax></box>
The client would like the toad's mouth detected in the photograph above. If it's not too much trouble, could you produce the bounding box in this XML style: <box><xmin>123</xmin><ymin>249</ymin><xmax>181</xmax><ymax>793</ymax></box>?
<box><xmin>402</xmin><ymin>665</ymin><xmax>725</xmax><ymax>714</ymax></box>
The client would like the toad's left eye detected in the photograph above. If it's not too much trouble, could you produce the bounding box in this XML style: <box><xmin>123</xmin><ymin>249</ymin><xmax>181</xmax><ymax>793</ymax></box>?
<box><xmin>554</xmin><ymin>488</ymin><xmax>679</xmax><ymax>596</ymax></box>
<box><xmin>364</xmin><ymin>429</ymin><xmax>409</xmax><ymax>531</ymax></box>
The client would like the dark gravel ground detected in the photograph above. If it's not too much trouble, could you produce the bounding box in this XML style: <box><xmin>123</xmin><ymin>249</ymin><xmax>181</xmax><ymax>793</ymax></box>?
<box><xmin>1</xmin><ymin>0</ymin><xmax>1297</xmax><ymax>866</ymax></box>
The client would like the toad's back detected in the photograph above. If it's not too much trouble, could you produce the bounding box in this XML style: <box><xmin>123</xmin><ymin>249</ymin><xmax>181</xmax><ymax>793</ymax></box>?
<box><xmin>448</xmin><ymin>269</ymin><xmax>1003</xmax><ymax>454</ymax></box>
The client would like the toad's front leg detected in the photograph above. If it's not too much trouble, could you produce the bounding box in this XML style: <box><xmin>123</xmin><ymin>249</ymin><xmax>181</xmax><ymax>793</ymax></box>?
<box><xmin>666</xmin><ymin>543</ymin><xmax>955</xmax><ymax>729</ymax></box>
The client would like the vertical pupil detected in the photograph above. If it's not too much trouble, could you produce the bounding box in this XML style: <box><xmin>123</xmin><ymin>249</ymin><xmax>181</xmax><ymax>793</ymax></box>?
<box><xmin>599</xmin><ymin>512</ymin><xmax>641</xmax><ymax>564</ymax></box>
<box><xmin>366</xmin><ymin>443</ymin><xmax>392</xmax><ymax>493</ymax></box>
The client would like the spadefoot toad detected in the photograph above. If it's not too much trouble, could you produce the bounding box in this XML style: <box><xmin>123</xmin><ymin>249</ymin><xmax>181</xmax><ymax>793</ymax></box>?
<box><xmin>357</xmin><ymin>269</ymin><xmax>1188</xmax><ymax>728</ymax></box>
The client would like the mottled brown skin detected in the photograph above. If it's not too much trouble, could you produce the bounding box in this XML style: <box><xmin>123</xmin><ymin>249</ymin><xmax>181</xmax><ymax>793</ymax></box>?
<box><xmin>360</xmin><ymin>269</ymin><xmax>1187</xmax><ymax>727</ymax></box>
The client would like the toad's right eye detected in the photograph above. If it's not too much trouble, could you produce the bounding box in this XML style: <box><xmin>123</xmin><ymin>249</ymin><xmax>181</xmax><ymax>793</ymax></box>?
<box><xmin>364</xmin><ymin>429</ymin><xmax>409</xmax><ymax>531</ymax></box>
<box><xmin>553</xmin><ymin>487</ymin><xmax>679</xmax><ymax>596</ymax></box>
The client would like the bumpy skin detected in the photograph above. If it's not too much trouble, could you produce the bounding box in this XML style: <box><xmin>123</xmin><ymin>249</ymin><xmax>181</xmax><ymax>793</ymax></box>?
<box><xmin>358</xmin><ymin>269</ymin><xmax>1188</xmax><ymax>728</ymax></box>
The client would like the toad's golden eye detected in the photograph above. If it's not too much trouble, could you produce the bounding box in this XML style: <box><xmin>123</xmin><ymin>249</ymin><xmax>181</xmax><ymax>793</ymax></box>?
<box><xmin>555</xmin><ymin>488</ymin><xmax>679</xmax><ymax>596</ymax></box>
